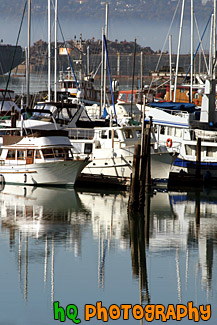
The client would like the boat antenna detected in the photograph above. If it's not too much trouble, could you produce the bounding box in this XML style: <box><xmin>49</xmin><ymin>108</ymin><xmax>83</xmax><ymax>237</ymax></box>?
<box><xmin>103</xmin><ymin>34</ymin><xmax>117</xmax><ymax>123</ymax></box>
<box><xmin>1</xmin><ymin>1</ymin><xmax>27</xmax><ymax>112</ymax></box>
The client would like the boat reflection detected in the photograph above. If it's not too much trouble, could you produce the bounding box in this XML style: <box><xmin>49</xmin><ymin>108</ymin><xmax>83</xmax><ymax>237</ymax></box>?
<box><xmin>78</xmin><ymin>190</ymin><xmax>130</xmax><ymax>288</ymax></box>
<box><xmin>0</xmin><ymin>185</ymin><xmax>216</xmax><ymax>313</ymax></box>
<box><xmin>128</xmin><ymin>187</ymin><xmax>217</xmax><ymax>313</ymax></box>
<box><xmin>0</xmin><ymin>185</ymin><xmax>91</xmax><ymax>302</ymax></box>
<box><xmin>169</xmin><ymin>189</ymin><xmax>217</xmax><ymax>293</ymax></box>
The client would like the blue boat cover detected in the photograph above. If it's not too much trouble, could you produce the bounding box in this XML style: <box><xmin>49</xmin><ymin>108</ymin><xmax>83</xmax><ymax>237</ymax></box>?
<box><xmin>103</xmin><ymin>107</ymin><xmax>109</xmax><ymax>118</ymax></box>
<box><xmin>149</xmin><ymin>102</ymin><xmax>198</xmax><ymax>113</ymax></box>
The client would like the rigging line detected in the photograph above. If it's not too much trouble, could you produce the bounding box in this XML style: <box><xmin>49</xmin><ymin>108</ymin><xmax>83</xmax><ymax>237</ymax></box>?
<box><xmin>182</xmin><ymin>9</ymin><xmax>213</xmax><ymax>84</ymax></box>
<box><xmin>1</xmin><ymin>0</ymin><xmax>27</xmax><ymax>112</ymax></box>
<box><xmin>57</xmin><ymin>20</ymin><xmax>80</xmax><ymax>90</ymax></box>
<box><xmin>194</xmin><ymin>15</ymin><xmax>209</xmax><ymax>74</ymax></box>
<box><xmin>155</xmin><ymin>0</ymin><xmax>182</xmax><ymax>73</ymax></box>
<box><xmin>50</xmin><ymin>0</ymin><xmax>80</xmax><ymax>91</ymax></box>
<box><xmin>148</xmin><ymin>0</ymin><xmax>181</xmax><ymax>96</ymax></box>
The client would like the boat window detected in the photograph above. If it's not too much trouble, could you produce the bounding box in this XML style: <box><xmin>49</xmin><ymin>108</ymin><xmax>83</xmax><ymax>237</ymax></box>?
<box><xmin>42</xmin><ymin>149</ymin><xmax>55</xmax><ymax>158</ymax></box>
<box><xmin>185</xmin><ymin>144</ymin><xmax>195</xmax><ymax>156</ymax></box>
<box><xmin>31</xmin><ymin>104</ymin><xmax>56</xmax><ymax>120</ymax></box>
<box><xmin>118</xmin><ymin>93</ymin><xmax>127</xmax><ymax>102</ymax></box>
<box><xmin>53</xmin><ymin>148</ymin><xmax>67</xmax><ymax>158</ymax></box>
<box><xmin>206</xmin><ymin>147</ymin><xmax>217</xmax><ymax>157</ymax></box>
<box><xmin>27</xmin><ymin>150</ymin><xmax>34</xmax><ymax>157</ymax></box>
<box><xmin>35</xmin><ymin>150</ymin><xmax>42</xmax><ymax>159</ymax></box>
<box><xmin>84</xmin><ymin>143</ymin><xmax>93</xmax><ymax>154</ymax></box>
<box><xmin>100</xmin><ymin>130</ymin><xmax>107</xmax><ymax>139</ymax></box>
<box><xmin>59</xmin><ymin>108</ymin><xmax>70</xmax><ymax>120</ymax></box>
<box><xmin>126</xmin><ymin>94</ymin><xmax>136</xmax><ymax>103</ymax></box>
<box><xmin>160</xmin><ymin>126</ymin><xmax>165</xmax><ymax>135</ymax></box>
<box><xmin>201</xmin><ymin>148</ymin><xmax>206</xmax><ymax>158</ymax></box>
<box><xmin>6</xmin><ymin>150</ymin><xmax>16</xmax><ymax>160</ymax></box>
<box><xmin>124</xmin><ymin>129</ymin><xmax>133</xmax><ymax>139</ymax></box>
<box><xmin>67</xmin><ymin>149</ymin><xmax>73</xmax><ymax>158</ymax></box>
<box><xmin>167</xmin><ymin>127</ymin><xmax>174</xmax><ymax>136</ymax></box>
<box><xmin>108</xmin><ymin>130</ymin><xmax>118</xmax><ymax>139</ymax></box>
<box><xmin>174</xmin><ymin>128</ymin><xmax>182</xmax><ymax>137</ymax></box>
<box><xmin>114</xmin><ymin>130</ymin><xmax>118</xmax><ymax>138</ymax></box>
<box><xmin>17</xmin><ymin>150</ymin><xmax>25</xmax><ymax>160</ymax></box>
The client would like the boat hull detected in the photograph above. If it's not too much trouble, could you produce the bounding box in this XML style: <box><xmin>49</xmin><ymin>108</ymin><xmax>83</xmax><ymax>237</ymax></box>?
<box><xmin>171</xmin><ymin>157</ymin><xmax>217</xmax><ymax>180</ymax></box>
<box><xmin>0</xmin><ymin>160</ymin><xmax>89</xmax><ymax>186</ymax></box>
<box><xmin>83</xmin><ymin>148</ymin><xmax>172</xmax><ymax>180</ymax></box>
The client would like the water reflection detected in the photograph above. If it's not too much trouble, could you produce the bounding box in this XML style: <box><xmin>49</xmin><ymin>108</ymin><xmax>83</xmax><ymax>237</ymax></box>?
<box><xmin>78</xmin><ymin>190</ymin><xmax>130</xmax><ymax>289</ymax></box>
<box><xmin>0</xmin><ymin>185</ymin><xmax>91</xmax><ymax>303</ymax></box>
<box><xmin>0</xmin><ymin>185</ymin><xmax>216</xmax><ymax>323</ymax></box>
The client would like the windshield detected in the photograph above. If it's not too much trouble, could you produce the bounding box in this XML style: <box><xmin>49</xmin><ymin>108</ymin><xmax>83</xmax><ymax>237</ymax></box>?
<box><xmin>30</xmin><ymin>104</ymin><xmax>58</xmax><ymax>121</ymax></box>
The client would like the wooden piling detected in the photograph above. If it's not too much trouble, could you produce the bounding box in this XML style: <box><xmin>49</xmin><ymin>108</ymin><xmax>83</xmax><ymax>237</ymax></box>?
<box><xmin>196</xmin><ymin>137</ymin><xmax>201</xmax><ymax>179</ymax></box>
<box><xmin>128</xmin><ymin>144</ymin><xmax>141</xmax><ymax>211</ymax></box>
<box><xmin>145</xmin><ymin>124</ymin><xmax>151</xmax><ymax>192</ymax></box>
<box><xmin>138</xmin><ymin>132</ymin><xmax>148</xmax><ymax>211</ymax></box>
<box><xmin>10</xmin><ymin>106</ymin><xmax>16</xmax><ymax>135</ymax></box>
<box><xmin>195</xmin><ymin>190</ymin><xmax>200</xmax><ymax>225</ymax></box>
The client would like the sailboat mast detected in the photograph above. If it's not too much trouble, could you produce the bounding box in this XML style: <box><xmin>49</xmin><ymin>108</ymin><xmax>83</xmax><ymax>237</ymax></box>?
<box><xmin>169</xmin><ymin>35</ymin><xmax>172</xmax><ymax>101</ymax></box>
<box><xmin>48</xmin><ymin>0</ymin><xmax>51</xmax><ymax>101</ymax></box>
<box><xmin>100</xmin><ymin>27</ymin><xmax>104</xmax><ymax>117</ymax></box>
<box><xmin>213</xmin><ymin>0</ymin><xmax>216</xmax><ymax>78</ymax></box>
<box><xmin>173</xmin><ymin>0</ymin><xmax>185</xmax><ymax>102</ymax></box>
<box><xmin>209</xmin><ymin>14</ymin><xmax>214</xmax><ymax>76</ymax></box>
<box><xmin>54</xmin><ymin>0</ymin><xmax>58</xmax><ymax>102</ymax></box>
<box><xmin>190</xmin><ymin>0</ymin><xmax>194</xmax><ymax>103</ymax></box>
<box><xmin>103</xmin><ymin>2</ymin><xmax>109</xmax><ymax>110</ymax></box>
<box><xmin>26</xmin><ymin>0</ymin><xmax>31</xmax><ymax>109</ymax></box>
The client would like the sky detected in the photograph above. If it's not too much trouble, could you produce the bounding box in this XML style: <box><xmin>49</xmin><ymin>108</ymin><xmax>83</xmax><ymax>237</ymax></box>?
<box><xmin>0</xmin><ymin>2</ymin><xmax>212</xmax><ymax>55</ymax></box>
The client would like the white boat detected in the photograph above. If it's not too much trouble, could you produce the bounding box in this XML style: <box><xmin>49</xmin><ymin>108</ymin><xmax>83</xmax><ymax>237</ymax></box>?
<box><xmin>0</xmin><ymin>131</ymin><xmax>89</xmax><ymax>186</ymax></box>
<box><xmin>59</xmin><ymin>69</ymin><xmax>119</xmax><ymax>106</ymax></box>
<box><xmin>68</xmin><ymin>124</ymin><xmax>174</xmax><ymax>181</ymax></box>
<box><xmin>141</xmin><ymin>78</ymin><xmax>217</xmax><ymax>181</ymax></box>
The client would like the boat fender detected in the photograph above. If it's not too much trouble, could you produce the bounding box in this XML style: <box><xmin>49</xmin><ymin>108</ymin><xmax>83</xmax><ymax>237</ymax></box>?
<box><xmin>0</xmin><ymin>174</ymin><xmax>5</xmax><ymax>191</ymax></box>
<box><xmin>166</xmin><ymin>138</ymin><xmax>172</xmax><ymax>148</ymax></box>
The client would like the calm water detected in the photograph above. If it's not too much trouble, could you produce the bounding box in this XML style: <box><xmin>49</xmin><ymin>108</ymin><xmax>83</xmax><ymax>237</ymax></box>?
<box><xmin>0</xmin><ymin>73</ymin><xmax>51</xmax><ymax>95</ymax></box>
<box><xmin>0</xmin><ymin>185</ymin><xmax>216</xmax><ymax>324</ymax></box>
<box><xmin>0</xmin><ymin>73</ymin><xmax>136</xmax><ymax>97</ymax></box>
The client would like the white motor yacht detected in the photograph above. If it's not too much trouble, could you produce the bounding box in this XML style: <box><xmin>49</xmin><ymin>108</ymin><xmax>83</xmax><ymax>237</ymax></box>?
<box><xmin>0</xmin><ymin>131</ymin><xmax>89</xmax><ymax>186</ymax></box>
<box><xmin>68</xmin><ymin>124</ymin><xmax>174</xmax><ymax>182</ymax></box>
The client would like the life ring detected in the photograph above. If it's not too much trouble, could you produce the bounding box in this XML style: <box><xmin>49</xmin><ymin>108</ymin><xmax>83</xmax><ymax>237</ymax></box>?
<box><xmin>166</xmin><ymin>138</ymin><xmax>172</xmax><ymax>148</ymax></box>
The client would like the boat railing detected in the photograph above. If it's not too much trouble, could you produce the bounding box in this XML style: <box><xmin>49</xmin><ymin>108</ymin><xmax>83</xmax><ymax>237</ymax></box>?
<box><xmin>158</xmin><ymin>107</ymin><xmax>190</xmax><ymax>117</ymax></box>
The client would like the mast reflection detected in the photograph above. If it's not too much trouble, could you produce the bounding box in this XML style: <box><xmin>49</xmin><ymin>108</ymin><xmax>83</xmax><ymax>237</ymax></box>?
<box><xmin>0</xmin><ymin>184</ymin><xmax>217</xmax><ymax>309</ymax></box>
<box><xmin>0</xmin><ymin>185</ymin><xmax>91</xmax><ymax>302</ymax></box>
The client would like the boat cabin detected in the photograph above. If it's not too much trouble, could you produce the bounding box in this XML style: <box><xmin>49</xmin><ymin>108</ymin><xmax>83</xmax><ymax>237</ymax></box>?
<box><xmin>0</xmin><ymin>134</ymin><xmax>74</xmax><ymax>166</ymax></box>
<box><xmin>164</xmin><ymin>85</ymin><xmax>202</xmax><ymax>105</ymax></box>
<box><xmin>117</xmin><ymin>90</ymin><xmax>143</xmax><ymax>105</ymax></box>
